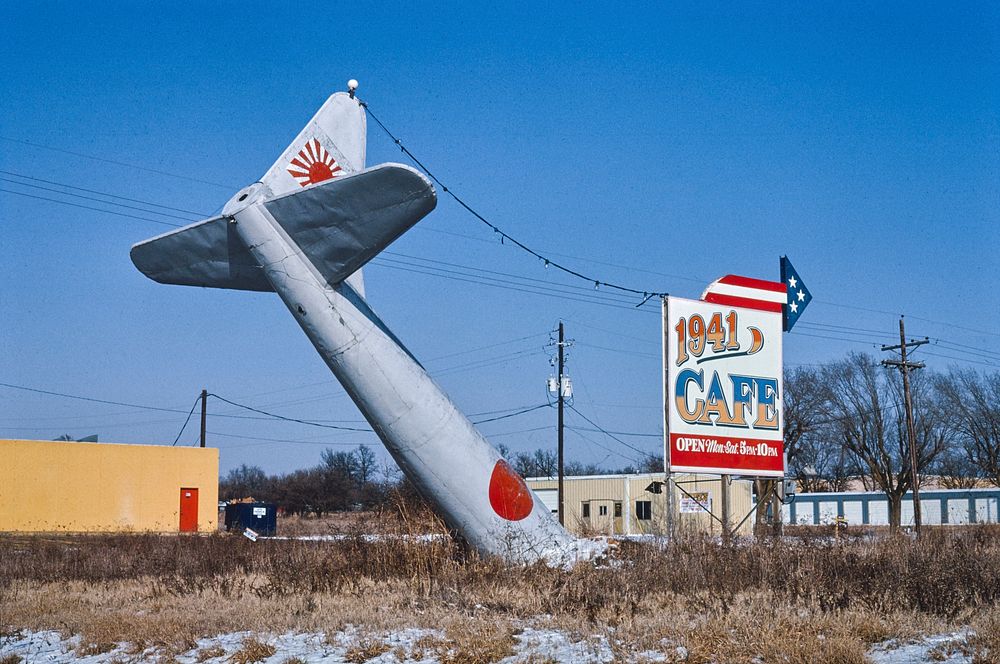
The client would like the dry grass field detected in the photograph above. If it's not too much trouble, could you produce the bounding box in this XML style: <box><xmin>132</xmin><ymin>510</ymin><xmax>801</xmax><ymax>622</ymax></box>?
<box><xmin>2</xmin><ymin>515</ymin><xmax>1000</xmax><ymax>662</ymax></box>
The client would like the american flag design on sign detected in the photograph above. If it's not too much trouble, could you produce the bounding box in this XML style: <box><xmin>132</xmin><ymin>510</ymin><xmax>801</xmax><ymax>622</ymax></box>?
<box><xmin>780</xmin><ymin>256</ymin><xmax>811</xmax><ymax>331</ymax></box>
<box><xmin>701</xmin><ymin>274</ymin><xmax>787</xmax><ymax>313</ymax></box>
<box><xmin>287</xmin><ymin>138</ymin><xmax>343</xmax><ymax>187</ymax></box>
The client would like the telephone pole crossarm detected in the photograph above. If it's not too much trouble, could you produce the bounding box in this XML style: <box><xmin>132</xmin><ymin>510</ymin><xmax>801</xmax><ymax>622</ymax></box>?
<box><xmin>881</xmin><ymin>337</ymin><xmax>929</xmax><ymax>353</ymax></box>
<box><xmin>881</xmin><ymin>359</ymin><xmax>925</xmax><ymax>369</ymax></box>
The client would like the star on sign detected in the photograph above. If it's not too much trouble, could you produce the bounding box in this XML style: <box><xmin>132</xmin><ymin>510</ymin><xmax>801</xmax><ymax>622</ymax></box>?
<box><xmin>788</xmin><ymin>276</ymin><xmax>797</xmax><ymax>288</ymax></box>
<box><xmin>789</xmin><ymin>302</ymin><xmax>799</xmax><ymax>313</ymax></box>
<box><xmin>797</xmin><ymin>290</ymin><xmax>806</xmax><ymax>302</ymax></box>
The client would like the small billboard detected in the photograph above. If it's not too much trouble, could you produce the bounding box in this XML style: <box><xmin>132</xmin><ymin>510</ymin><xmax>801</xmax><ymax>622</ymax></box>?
<box><xmin>665</xmin><ymin>295</ymin><xmax>784</xmax><ymax>477</ymax></box>
<box><xmin>679</xmin><ymin>491</ymin><xmax>712</xmax><ymax>514</ymax></box>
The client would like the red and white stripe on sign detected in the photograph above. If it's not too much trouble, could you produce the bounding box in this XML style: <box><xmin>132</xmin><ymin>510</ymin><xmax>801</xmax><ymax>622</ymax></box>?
<box><xmin>701</xmin><ymin>275</ymin><xmax>786</xmax><ymax>313</ymax></box>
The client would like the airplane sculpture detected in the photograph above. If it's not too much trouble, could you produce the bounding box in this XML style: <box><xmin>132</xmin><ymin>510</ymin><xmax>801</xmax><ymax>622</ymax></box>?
<box><xmin>131</xmin><ymin>85</ymin><xmax>599</xmax><ymax>563</ymax></box>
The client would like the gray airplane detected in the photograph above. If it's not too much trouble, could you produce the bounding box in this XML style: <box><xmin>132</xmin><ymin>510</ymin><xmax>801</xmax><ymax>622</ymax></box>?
<box><xmin>131</xmin><ymin>87</ymin><xmax>600</xmax><ymax>563</ymax></box>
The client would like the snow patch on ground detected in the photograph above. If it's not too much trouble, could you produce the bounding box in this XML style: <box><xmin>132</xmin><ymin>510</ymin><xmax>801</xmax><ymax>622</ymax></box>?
<box><xmin>866</xmin><ymin>631</ymin><xmax>975</xmax><ymax>664</ymax></box>
<box><xmin>1</xmin><ymin>627</ymin><xmax>983</xmax><ymax>663</ymax></box>
<box><xmin>1</xmin><ymin>625</ymin><xmax>614</xmax><ymax>663</ymax></box>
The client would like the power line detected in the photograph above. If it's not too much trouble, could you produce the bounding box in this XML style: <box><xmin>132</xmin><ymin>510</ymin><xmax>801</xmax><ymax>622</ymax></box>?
<box><xmin>432</xmin><ymin>348</ymin><xmax>547</xmax><ymax>378</ymax></box>
<box><xmin>171</xmin><ymin>396</ymin><xmax>202</xmax><ymax>446</ymax></box>
<box><xmin>566</xmin><ymin>404</ymin><xmax>658</xmax><ymax>458</ymax></box>
<box><xmin>563</xmin><ymin>318</ymin><xmax>660</xmax><ymax>347</ymax></box>
<box><xmin>0</xmin><ymin>170</ymin><xmax>210</xmax><ymax>217</ymax></box>
<box><xmin>423</xmin><ymin>332</ymin><xmax>548</xmax><ymax>362</ymax></box>
<box><xmin>468</xmin><ymin>403</ymin><xmax>549</xmax><ymax>418</ymax></box>
<box><xmin>0</xmin><ymin>136</ymin><xmax>235</xmax><ymax>189</ymax></box>
<box><xmin>0</xmin><ymin>176</ymin><xmax>204</xmax><ymax>222</ymax></box>
<box><xmin>0</xmin><ymin>188</ymin><xmax>182</xmax><ymax>228</ymax></box>
<box><xmin>0</xmin><ymin>381</ymin><xmax>193</xmax><ymax>414</ymax></box>
<box><xmin>920</xmin><ymin>350</ymin><xmax>998</xmax><ymax>368</ymax></box>
<box><xmin>208</xmin><ymin>393</ymin><xmax>373</xmax><ymax>432</ymax></box>
<box><xmin>0</xmin><ymin>417</ymin><xmax>189</xmax><ymax>431</ymax></box>
<box><xmin>379</xmin><ymin>251</ymin><xmax>650</xmax><ymax>308</ymax></box>
<box><xmin>207</xmin><ymin>430</ymin><xmax>381</xmax><ymax>449</ymax></box>
<box><xmin>485</xmin><ymin>425</ymin><xmax>554</xmax><ymax>438</ymax></box>
<box><xmin>931</xmin><ymin>339</ymin><xmax>1000</xmax><ymax>361</ymax></box>
<box><xmin>360</xmin><ymin>100</ymin><xmax>666</xmax><ymax>305</ymax></box>
<box><xmin>210</xmin><ymin>342</ymin><xmax>547</xmax><ymax>417</ymax></box>
<box><xmin>567</xmin><ymin>424</ymin><xmax>662</xmax><ymax>439</ymax></box>
<box><xmin>373</xmin><ymin>258</ymin><xmax>657</xmax><ymax>314</ymax></box>
<box><xmin>0</xmin><ymin>381</ymin><xmax>350</xmax><ymax>425</ymax></box>
<box><xmin>565</xmin><ymin>426</ymin><xmax>645</xmax><ymax>466</ymax></box>
<box><xmin>814</xmin><ymin>299</ymin><xmax>1000</xmax><ymax>340</ymax></box>
<box><xmin>211</xmin><ymin>334</ymin><xmax>550</xmax><ymax>411</ymax></box>
<box><xmin>574</xmin><ymin>341</ymin><xmax>660</xmax><ymax>360</ymax></box>
<box><xmin>472</xmin><ymin>404</ymin><xmax>551</xmax><ymax>424</ymax></box>
<box><xmin>0</xmin><ymin>377</ymin><xmax>557</xmax><ymax>440</ymax></box>
<box><xmin>209</xmin><ymin>392</ymin><xmax>550</xmax><ymax>433</ymax></box>
<box><xmin>416</xmin><ymin>224</ymin><xmax>709</xmax><ymax>286</ymax></box>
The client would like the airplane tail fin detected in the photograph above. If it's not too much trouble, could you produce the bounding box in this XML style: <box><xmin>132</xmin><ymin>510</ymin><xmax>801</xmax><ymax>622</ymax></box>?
<box><xmin>259</xmin><ymin>92</ymin><xmax>367</xmax><ymax>199</ymax></box>
<box><xmin>259</xmin><ymin>90</ymin><xmax>369</xmax><ymax>295</ymax></box>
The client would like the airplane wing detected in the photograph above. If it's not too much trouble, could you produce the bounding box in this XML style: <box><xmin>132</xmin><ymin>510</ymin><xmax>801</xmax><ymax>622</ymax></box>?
<box><xmin>129</xmin><ymin>215</ymin><xmax>273</xmax><ymax>292</ymax></box>
<box><xmin>130</xmin><ymin>164</ymin><xmax>436</xmax><ymax>292</ymax></box>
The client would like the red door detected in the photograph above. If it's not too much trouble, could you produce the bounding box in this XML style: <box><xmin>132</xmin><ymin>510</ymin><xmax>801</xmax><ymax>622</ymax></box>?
<box><xmin>179</xmin><ymin>488</ymin><xmax>199</xmax><ymax>532</ymax></box>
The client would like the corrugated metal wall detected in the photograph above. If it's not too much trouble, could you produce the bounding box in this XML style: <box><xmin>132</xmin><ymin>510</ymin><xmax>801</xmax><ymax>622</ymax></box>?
<box><xmin>0</xmin><ymin>439</ymin><xmax>218</xmax><ymax>533</ymax></box>
<box><xmin>784</xmin><ymin>489</ymin><xmax>1000</xmax><ymax>527</ymax></box>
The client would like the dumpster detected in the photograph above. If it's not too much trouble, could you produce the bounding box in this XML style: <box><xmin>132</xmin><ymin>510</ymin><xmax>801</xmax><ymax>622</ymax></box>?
<box><xmin>224</xmin><ymin>502</ymin><xmax>277</xmax><ymax>536</ymax></box>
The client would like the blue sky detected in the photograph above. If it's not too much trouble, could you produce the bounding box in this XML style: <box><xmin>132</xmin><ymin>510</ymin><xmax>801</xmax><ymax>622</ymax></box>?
<box><xmin>2</xmin><ymin>3</ymin><xmax>998</xmax><ymax>475</ymax></box>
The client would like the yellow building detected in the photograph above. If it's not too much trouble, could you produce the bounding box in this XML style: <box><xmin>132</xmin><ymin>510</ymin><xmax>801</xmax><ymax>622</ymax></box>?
<box><xmin>0</xmin><ymin>439</ymin><xmax>218</xmax><ymax>533</ymax></box>
<box><xmin>525</xmin><ymin>472</ymin><xmax>753</xmax><ymax>537</ymax></box>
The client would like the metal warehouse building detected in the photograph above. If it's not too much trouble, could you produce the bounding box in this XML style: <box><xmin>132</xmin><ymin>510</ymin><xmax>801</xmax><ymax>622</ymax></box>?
<box><xmin>526</xmin><ymin>472</ymin><xmax>754</xmax><ymax>537</ymax></box>
<box><xmin>784</xmin><ymin>488</ymin><xmax>1000</xmax><ymax>527</ymax></box>
<box><xmin>0</xmin><ymin>439</ymin><xmax>218</xmax><ymax>533</ymax></box>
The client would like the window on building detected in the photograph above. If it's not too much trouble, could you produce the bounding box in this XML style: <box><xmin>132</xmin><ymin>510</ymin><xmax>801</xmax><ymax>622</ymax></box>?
<box><xmin>598</xmin><ymin>504</ymin><xmax>608</xmax><ymax>516</ymax></box>
<box><xmin>582</xmin><ymin>502</ymin><xmax>590</xmax><ymax>518</ymax></box>
<box><xmin>614</xmin><ymin>502</ymin><xmax>622</xmax><ymax>518</ymax></box>
<box><xmin>636</xmin><ymin>500</ymin><xmax>652</xmax><ymax>520</ymax></box>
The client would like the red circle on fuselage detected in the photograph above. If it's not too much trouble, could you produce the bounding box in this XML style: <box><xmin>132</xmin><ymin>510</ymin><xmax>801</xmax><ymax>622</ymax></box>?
<box><xmin>488</xmin><ymin>459</ymin><xmax>534</xmax><ymax>521</ymax></box>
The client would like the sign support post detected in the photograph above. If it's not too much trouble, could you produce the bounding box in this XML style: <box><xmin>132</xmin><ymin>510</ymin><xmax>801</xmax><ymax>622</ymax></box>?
<box><xmin>720</xmin><ymin>474</ymin><xmax>731</xmax><ymax>542</ymax></box>
<box><xmin>661</xmin><ymin>296</ymin><xmax>676</xmax><ymax>540</ymax></box>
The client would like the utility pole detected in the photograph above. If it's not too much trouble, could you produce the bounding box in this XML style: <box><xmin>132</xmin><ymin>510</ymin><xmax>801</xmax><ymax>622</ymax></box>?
<box><xmin>881</xmin><ymin>317</ymin><xmax>928</xmax><ymax>535</ymax></box>
<box><xmin>199</xmin><ymin>389</ymin><xmax>208</xmax><ymax>448</ymax></box>
<box><xmin>661</xmin><ymin>297</ymin><xmax>676</xmax><ymax>540</ymax></box>
<box><xmin>557</xmin><ymin>321</ymin><xmax>565</xmax><ymax>526</ymax></box>
<box><xmin>720</xmin><ymin>474</ymin><xmax>731</xmax><ymax>543</ymax></box>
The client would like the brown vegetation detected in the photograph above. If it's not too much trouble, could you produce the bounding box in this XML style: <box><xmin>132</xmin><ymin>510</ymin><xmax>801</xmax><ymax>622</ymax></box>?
<box><xmin>228</xmin><ymin>637</ymin><xmax>276</xmax><ymax>663</ymax></box>
<box><xmin>2</xmin><ymin>525</ymin><xmax>1000</xmax><ymax>661</ymax></box>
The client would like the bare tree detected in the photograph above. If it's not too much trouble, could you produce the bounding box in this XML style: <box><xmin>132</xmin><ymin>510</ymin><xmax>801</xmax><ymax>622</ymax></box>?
<box><xmin>563</xmin><ymin>460</ymin><xmax>604</xmax><ymax>476</ymax></box>
<box><xmin>793</xmin><ymin>422</ymin><xmax>861</xmax><ymax>494</ymax></box>
<box><xmin>220</xmin><ymin>464</ymin><xmax>269</xmax><ymax>501</ymax></box>
<box><xmin>638</xmin><ymin>454</ymin><xmax>664</xmax><ymax>473</ymax></box>
<box><xmin>355</xmin><ymin>445</ymin><xmax>378</xmax><ymax>484</ymax></box>
<box><xmin>932</xmin><ymin>446</ymin><xmax>981</xmax><ymax>489</ymax></box>
<box><xmin>755</xmin><ymin>366</ymin><xmax>827</xmax><ymax>534</ymax></box>
<box><xmin>321</xmin><ymin>449</ymin><xmax>359</xmax><ymax>478</ymax></box>
<box><xmin>822</xmin><ymin>353</ymin><xmax>947</xmax><ymax>532</ymax></box>
<box><xmin>512</xmin><ymin>448</ymin><xmax>557</xmax><ymax>478</ymax></box>
<box><xmin>938</xmin><ymin>370</ymin><xmax>1000</xmax><ymax>487</ymax></box>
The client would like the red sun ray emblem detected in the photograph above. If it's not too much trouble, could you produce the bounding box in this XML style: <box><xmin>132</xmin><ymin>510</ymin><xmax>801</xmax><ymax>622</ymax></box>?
<box><xmin>287</xmin><ymin>138</ymin><xmax>343</xmax><ymax>186</ymax></box>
